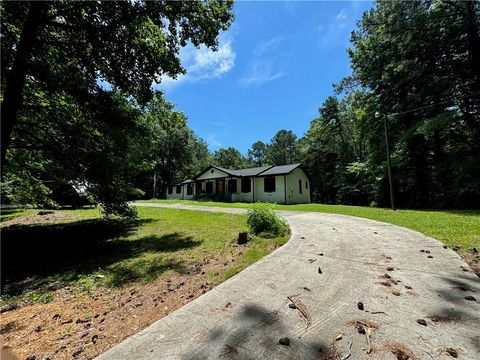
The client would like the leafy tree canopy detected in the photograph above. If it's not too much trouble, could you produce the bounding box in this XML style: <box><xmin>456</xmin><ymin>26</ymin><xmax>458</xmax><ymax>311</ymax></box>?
<box><xmin>213</xmin><ymin>147</ymin><xmax>247</xmax><ymax>169</ymax></box>
<box><xmin>0</xmin><ymin>1</ymin><xmax>234</xmax><ymax>216</ymax></box>
<box><xmin>266</xmin><ymin>130</ymin><xmax>300</xmax><ymax>166</ymax></box>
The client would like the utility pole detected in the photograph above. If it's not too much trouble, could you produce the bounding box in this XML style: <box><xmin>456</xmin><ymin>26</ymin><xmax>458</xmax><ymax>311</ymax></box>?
<box><xmin>375</xmin><ymin>112</ymin><xmax>396</xmax><ymax>211</ymax></box>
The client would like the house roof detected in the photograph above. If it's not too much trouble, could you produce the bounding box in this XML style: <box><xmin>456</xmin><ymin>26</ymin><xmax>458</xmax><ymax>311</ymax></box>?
<box><xmin>233</xmin><ymin>165</ymin><xmax>273</xmax><ymax>177</ymax></box>
<box><xmin>193</xmin><ymin>163</ymin><xmax>305</xmax><ymax>180</ymax></box>
<box><xmin>257</xmin><ymin>163</ymin><xmax>302</xmax><ymax>176</ymax></box>
<box><xmin>173</xmin><ymin>179</ymin><xmax>193</xmax><ymax>186</ymax></box>
<box><xmin>171</xmin><ymin>163</ymin><xmax>308</xmax><ymax>188</ymax></box>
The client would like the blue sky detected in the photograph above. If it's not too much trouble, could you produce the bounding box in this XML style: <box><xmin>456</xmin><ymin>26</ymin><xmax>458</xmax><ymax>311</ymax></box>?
<box><xmin>156</xmin><ymin>1</ymin><xmax>373</xmax><ymax>154</ymax></box>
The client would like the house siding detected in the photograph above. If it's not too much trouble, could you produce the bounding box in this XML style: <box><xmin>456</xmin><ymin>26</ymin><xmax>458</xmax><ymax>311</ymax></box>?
<box><xmin>285</xmin><ymin>168</ymin><xmax>310</xmax><ymax>204</ymax></box>
<box><xmin>166</xmin><ymin>187</ymin><xmax>183</xmax><ymax>199</ymax></box>
<box><xmin>254</xmin><ymin>175</ymin><xmax>286</xmax><ymax>204</ymax></box>
<box><xmin>231</xmin><ymin>178</ymin><xmax>254</xmax><ymax>202</ymax></box>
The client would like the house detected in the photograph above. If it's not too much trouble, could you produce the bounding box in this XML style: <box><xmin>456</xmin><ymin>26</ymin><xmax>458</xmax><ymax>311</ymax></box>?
<box><xmin>166</xmin><ymin>163</ymin><xmax>310</xmax><ymax>204</ymax></box>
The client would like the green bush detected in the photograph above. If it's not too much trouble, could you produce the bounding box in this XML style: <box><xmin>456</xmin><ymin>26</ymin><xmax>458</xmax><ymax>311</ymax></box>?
<box><xmin>247</xmin><ymin>203</ymin><xmax>288</xmax><ymax>237</ymax></box>
<box><xmin>28</xmin><ymin>291</ymin><xmax>54</xmax><ymax>304</ymax></box>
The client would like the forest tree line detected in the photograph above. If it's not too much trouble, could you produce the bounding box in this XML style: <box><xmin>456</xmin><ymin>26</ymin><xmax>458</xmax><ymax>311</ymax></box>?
<box><xmin>1</xmin><ymin>1</ymin><xmax>478</xmax><ymax>215</ymax></box>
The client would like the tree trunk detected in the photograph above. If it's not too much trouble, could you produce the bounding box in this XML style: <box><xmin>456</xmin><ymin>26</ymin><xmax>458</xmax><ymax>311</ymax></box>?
<box><xmin>152</xmin><ymin>169</ymin><xmax>157</xmax><ymax>198</ymax></box>
<box><xmin>1</xmin><ymin>1</ymin><xmax>48</xmax><ymax>171</ymax></box>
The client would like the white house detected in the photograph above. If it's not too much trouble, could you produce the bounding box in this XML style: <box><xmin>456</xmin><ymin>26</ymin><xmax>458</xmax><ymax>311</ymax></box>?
<box><xmin>166</xmin><ymin>163</ymin><xmax>311</xmax><ymax>204</ymax></box>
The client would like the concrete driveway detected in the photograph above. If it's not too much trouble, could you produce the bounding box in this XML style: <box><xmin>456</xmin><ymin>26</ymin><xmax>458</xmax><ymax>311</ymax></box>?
<box><xmin>97</xmin><ymin>203</ymin><xmax>479</xmax><ymax>360</ymax></box>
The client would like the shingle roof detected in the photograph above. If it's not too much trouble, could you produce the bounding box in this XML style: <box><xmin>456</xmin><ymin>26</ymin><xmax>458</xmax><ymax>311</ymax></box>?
<box><xmin>174</xmin><ymin>179</ymin><xmax>193</xmax><ymax>185</ymax></box>
<box><xmin>192</xmin><ymin>163</ymin><xmax>305</xmax><ymax>181</ymax></box>
<box><xmin>203</xmin><ymin>165</ymin><xmax>273</xmax><ymax>177</ymax></box>
<box><xmin>212</xmin><ymin>166</ymin><xmax>237</xmax><ymax>176</ymax></box>
<box><xmin>256</xmin><ymin>163</ymin><xmax>302</xmax><ymax>176</ymax></box>
<box><xmin>233</xmin><ymin>165</ymin><xmax>273</xmax><ymax>177</ymax></box>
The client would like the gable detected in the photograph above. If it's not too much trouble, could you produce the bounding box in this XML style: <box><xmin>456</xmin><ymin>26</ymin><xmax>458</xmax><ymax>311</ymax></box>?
<box><xmin>287</xmin><ymin>167</ymin><xmax>309</xmax><ymax>181</ymax></box>
<box><xmin>196</xmin><ymin>166</ymin><xmax>230</xmax><ymax>180</ymax></box>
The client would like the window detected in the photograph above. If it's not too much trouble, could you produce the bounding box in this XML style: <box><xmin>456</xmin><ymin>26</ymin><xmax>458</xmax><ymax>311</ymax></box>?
<box><xmin>176</xmin><ymin>185</ymin><xmax>181</xmax><ymax>194</ymax></box>
<box><xmin>168</xmin><ymin>186</ymin><xmax>173</xmax><ymax>194</ymax></box>
<box><xmin>241</xmin><ymin>177</ymin><xmax>251</xmax><ymax>193</ymax></box>
<box><xmin>299</xmin><ymin>179</ymin><xmax>302</xmax><ymax>194</ymax></box>
<box><xmin>206</xmin><ymin>181</ymin><xmax>213</xmax><ymax>194</ymax></box>
<box><xmin>187</xmin><ymin>183</ymin><xmax>193</xmax><ymax>195</ymax></box>
<box><xmin>196</xmin><ymin>182</ymin><xmax>202</xmax><ymax>194</ymax></box>
<box><xmin>228</xmin><ymin>179</ymin><xmax>237</xmax><ymax>193</ymax></box>
<box><xmin>264</xmin><ymin>177</ymin><xmax>275</xmax><ymax>193</ymax></box>
<box><xmin>306</xmin><ymin>181</ymin><xmax>308</xmax><ymax>189</ymax></box>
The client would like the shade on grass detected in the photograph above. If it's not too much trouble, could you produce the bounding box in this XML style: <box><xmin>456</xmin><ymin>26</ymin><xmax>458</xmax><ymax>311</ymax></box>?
<box><xmin>1</xmin><ymin>207</ymin><xmax>288</xmax><ymax>299</ymax></box>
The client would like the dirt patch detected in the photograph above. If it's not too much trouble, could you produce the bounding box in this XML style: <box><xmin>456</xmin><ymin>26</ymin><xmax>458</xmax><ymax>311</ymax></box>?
<box><xmin>456</xmin><ymin>248</ymin><xmax>480</xmax><ymax>277</ymax></box>
<box><xmin>0</xmin><ymin>211</ymin><xmax>80</xmax><ymax>227</ymax></box>
<box><xmin>382</xmin><ymin>342</ymin><xmax>418</xmax><ymax>360</ymax></box>
<box><xmin>0</xmin><ymin>256</ymin><xmax>234</xmax><ymax>360</ymax></box>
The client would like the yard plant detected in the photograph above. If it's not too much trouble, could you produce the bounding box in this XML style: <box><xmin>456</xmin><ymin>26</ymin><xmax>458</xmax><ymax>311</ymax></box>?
<box><xmin>247</xmin><ymin>203</ymin><xmax>289</xmax><ymax>237</ymax></box>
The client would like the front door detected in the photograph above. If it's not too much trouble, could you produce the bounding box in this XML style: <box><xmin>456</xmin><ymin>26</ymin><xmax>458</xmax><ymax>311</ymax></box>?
<box><xmin>216</xmin><ymin>179</ymin><xmax>225</xmax><ymax>194</ymax></box>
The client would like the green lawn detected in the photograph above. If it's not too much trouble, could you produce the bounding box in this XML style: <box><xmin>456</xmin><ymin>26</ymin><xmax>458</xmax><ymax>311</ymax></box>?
<box><xmin>136</xmin><ymin>199</ymin><xmax>480</xmax><ymax>250</ymax></box>
<box><xmin>0</xmin><ymin>208</ymin><xmax>38</xmax><ymax>222</ymax></box>
<box><xmin>1</xmin><ymin>207</ymin><xmax>288</xmax><ymax>301</ymax></box>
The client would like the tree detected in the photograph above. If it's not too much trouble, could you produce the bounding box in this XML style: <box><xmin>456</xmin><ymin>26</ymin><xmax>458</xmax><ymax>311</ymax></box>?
<box><xmin>266</xmin><ymin>130</ymin><xmax>299</xmax><ymax>165</ymax></box>
<box><xmin>300</xmin><ymin>0</ymin><xmax>480</xmax><ymax>209</ymax></box>
<box><xmin>247</xmin><ymin>141</ymin><xmax>268</xmax><ymax>167</ymax></box>
<box><xmin>346</xmin><ymin>0</ymin><xmax>480</xmax><ymax>208</ymax></box>
<box><xmin>1</xmin><ymin>1</ymin><xmax>234</xmax><ymax>215</ymax></box>
<box><xmin>146</xmin><ymin>96</ymin><xmax>211</xmax><ymax>198</ymax></box>
<box><xmin>300</xmin><ymin>92</ymin><xmax>373</xmax><ymax>205</ymax></box>
<box><xmin>2</xmin><ymin>91</ymin><xmax>154</xmax><ymax>217</ymax></box>
<box><xmin>213</xmin><ymin>147</ymin><xmax>246</xmax><ymax>169</ymax></box>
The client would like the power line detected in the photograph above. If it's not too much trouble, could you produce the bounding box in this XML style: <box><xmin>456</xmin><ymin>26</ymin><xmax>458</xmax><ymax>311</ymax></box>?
<box><xmin>386</xmin><ymin>92</ymin><xmax>480</xmax><ymax>118</ymax></box>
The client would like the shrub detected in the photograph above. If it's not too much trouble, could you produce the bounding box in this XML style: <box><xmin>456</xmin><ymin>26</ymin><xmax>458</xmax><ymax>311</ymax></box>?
<box><xmin>247</xmin><ymin>203</ymin><xmax>288</xmax><ymax>237</ymax></box>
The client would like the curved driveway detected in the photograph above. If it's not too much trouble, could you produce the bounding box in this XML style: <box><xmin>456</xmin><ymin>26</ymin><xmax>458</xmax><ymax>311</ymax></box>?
<box><xmin>98</xmin><ymin>203</ymin><xmax>479</xmax><ymax>360</ymax></box>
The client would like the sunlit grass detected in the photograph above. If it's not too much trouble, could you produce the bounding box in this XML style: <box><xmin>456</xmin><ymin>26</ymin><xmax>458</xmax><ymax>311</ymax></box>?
<box><xmin>137</xmin><ymin>199</ymin><xmax>480</xmax><ymax>250</ymax></box>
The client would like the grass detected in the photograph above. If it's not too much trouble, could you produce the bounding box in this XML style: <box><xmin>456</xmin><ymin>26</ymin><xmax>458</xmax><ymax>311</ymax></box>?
<box><xmin>0</xmin><ymin>208</ymin><xmax>38</xmax><ymax>222</ymax></box>
<box><xmin>1</xmin><ymin>206</ymin><xmax>288</xmax><ymax>302</ymax></box>
<box><xmin>136</xmin><ymin>199</ymin><xmax>480</xmax><ymax>250</ymax></box>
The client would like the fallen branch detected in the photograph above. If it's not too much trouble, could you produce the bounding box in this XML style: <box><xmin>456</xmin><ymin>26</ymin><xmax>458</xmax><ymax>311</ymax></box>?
<box><xmin>354</xmin><ymin>321</ymin><xmax>373</xmax><ymax>354</ymax></box>
<box><xmin>287</xmin><ymin>295</ymin><xmax>311</xmax><ymax>330</ymax></box>
<box><xmin>366</xmin><ymin>326</ymin><xmax>373</xmax><ymax>354</ymax></box>
<box><xmin>371</xmin><ymin>311</ymin><xmax>389</xmax><ymax>315</ymax></box>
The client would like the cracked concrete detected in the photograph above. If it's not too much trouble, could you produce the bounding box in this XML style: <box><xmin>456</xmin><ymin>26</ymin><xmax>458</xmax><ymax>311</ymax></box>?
<box><xmin>97</xmin><ymin>203</ymin><xmax>480</xmax><ymax>359</ymax></box>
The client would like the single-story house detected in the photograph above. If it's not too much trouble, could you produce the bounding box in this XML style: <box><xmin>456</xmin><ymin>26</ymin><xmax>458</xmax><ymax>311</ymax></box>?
<box><xmin>166</xmin><ymin>163</ymin><xmax>310</xmax><ymax>204</ymax></box>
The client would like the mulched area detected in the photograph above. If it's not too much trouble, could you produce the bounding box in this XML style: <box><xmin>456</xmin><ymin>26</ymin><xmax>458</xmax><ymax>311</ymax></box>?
<box><xmin>0</xmin><ymin>212</ymin><xmax>80</xmax><ymax>227</ymax></box>
<box><xmin>0</xmin><ymin>257</ymin><xmax>235</xmax><ymax>360</ymax></box>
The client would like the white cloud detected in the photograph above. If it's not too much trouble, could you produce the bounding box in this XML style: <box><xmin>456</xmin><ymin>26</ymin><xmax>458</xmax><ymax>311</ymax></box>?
<box><xmin>336</xmin><ymin>9</ymin><xmax>348</xmax><ymax>21</ymax></box>
<box><xmin>239</xmin><ymin>61</ymin><xmax>286</xmax><ymax>86</ymax></box>
<box><xmin>253</xmin><ymin>37</ymin><xmax>284</xmax><ymax>56</ymax></box>
<box><xmin>319</xmin><ymin>8</ymin><xmax>351</xmax><ymax>45</ymax></box>
<box><xmin>206</xmin><ymin>133</ymin><xmax>222</xmax><ymax>149</ymax></box>
<box><xmin>240</xmin><ymin>36</ymin><xmax>288</xmax><ymax>87</ymax></box>
<box><xmin>156</xmin><ymin>32</ymin><xmax>235</xmax><ymax>91</ymax></box>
